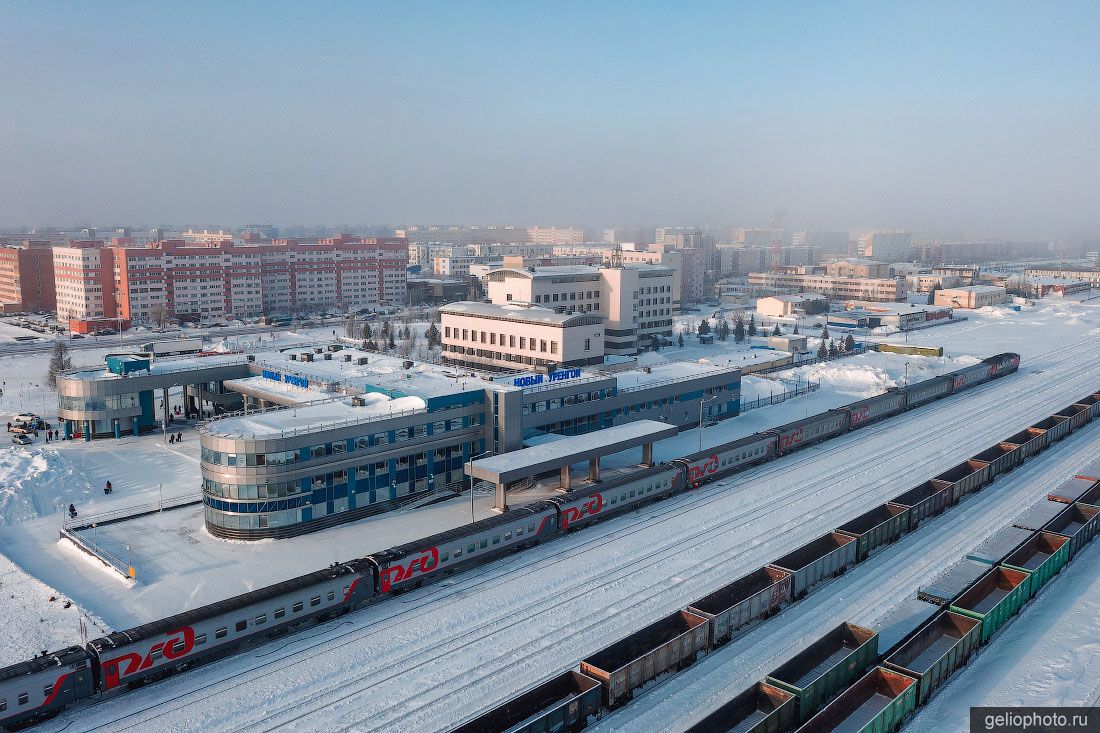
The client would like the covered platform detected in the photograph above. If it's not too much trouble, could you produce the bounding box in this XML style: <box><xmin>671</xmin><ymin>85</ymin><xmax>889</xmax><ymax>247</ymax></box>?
<box><xmin>466</xmin><ymin>420</ymin><xmax>679</xmax><ymax>510</ymax></box>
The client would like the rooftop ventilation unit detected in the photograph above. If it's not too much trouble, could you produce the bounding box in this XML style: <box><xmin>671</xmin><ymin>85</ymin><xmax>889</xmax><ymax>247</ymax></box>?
<box><xmin>357</xmin><ymin>357</ymin><xmax>368</xmax><ymax>365</ymax></box>
<box><xmin>289</xmin><ymin>354</ymin><xmax>298</xmax><ymax>361</ymax></box>
<box><xmin>314</xmin><ymin>347</ymin><xmax>323</xmax><ymax>354</ymax></box>
<box><xmin>247</xmin><ymin>355</ymin><xmax>256</xmax><ymax>362</ymax></box>
<box><xmin>302</xmin><ymin>353</ymin><xmax>314</xmax><ymax>362</ymax></box>
<box><xmin>351</xmin><ymin>396</ymin><xmax>366</xmax><ymax>407</ymax></box>
<box><xmin>402</xmin><ymin>360</ymin><xmax>414</xmax><ymax>369</ymax></box>
<box><xmin>343</xmin><ymin>354</ymin><xmax>352</xmax><ymax>362</ymax></box>
<box><xmin>323</xmin><ymin>353</ymin><xmax>332</xmax><ymax>360</ymax></box>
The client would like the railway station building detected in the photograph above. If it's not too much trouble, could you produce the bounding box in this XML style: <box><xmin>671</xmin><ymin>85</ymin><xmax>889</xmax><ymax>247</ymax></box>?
<box><xmin>56</xmin><ymin>342</ymin><xmax>740</xmax><ymax>539</ymax></box>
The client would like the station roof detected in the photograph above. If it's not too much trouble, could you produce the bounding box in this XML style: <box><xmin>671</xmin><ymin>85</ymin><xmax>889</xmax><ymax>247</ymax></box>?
<box><xmin>466</xmin><ymin>419</ymin><xmax>678</xmax><ymax>484</ymax></box>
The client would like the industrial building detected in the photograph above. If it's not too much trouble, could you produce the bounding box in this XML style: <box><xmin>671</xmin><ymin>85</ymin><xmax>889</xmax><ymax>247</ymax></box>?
<box><xmin>933</xmin><ymin>285</ymin><xmax>1007</xmax><ymax>309</ymax></box>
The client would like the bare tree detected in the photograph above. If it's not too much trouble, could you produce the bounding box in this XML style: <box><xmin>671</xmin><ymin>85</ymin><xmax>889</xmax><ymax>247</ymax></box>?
<box><xmin>46</xmin><ymin>341</ymin><xmax>73</xmax><ymax>390</ymax></box>
<box><xmin>148</xmin><ymin>302</ymin><xmax>169</xmax><ymax>328</ymax></box>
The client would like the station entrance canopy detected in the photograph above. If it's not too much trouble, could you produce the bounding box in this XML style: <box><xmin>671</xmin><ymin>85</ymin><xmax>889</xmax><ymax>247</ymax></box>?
<box><xmin>466</xmin><ymin>420</ymin><xmax>679</xmax><ymax>511</ymax></box>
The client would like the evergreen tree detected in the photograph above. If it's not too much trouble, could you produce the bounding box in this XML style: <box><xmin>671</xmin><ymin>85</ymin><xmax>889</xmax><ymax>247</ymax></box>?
<box><xmin>366</xmin><ymin>339</ymin><xmax>378</xmax><ymax>351</ymax></box>
<box><xmin>46</xmin><ymin>340</ymin><xmax>73</xmax><ymax>390</ymax></box>
<box><xmin>927</xmin><ymin>284</ymin><xmax>939</xmax><ymax>305</ymax></box>
<box><xmin>345</xmin><ymin>313</ymin><xmax>359</xmax><ymax>338</ymax></box>
<box><xmin>844</xmin><ymin>334</ymin><xmax>855</xmax><ymax>352</ymax></box>
<box><xmin>734</xmin><ymin>318</ymin><xmax>746</xmax><ymax>343</ymax></box>
<box><xmin>772</xmin><ymin>324</ymin><xmax>781</xmax><ymax>336</ymax></box>
<box><xmin>387</xmin><ymin>333</ymin><xmax>396</xmax><ymax>350</ymax></box>
<box><xmin>381</xmin><ymin>319</ymin><xmax>392</xmax><ymax>337</ymax></box>
<box><xmin>817</xmin><ymin>339</ymin><xmax>828</xmax><ymax>359</ymax></box>
<box><xmin>820</xmin><ymin>324</ymin><xmax>829</xmax><ymax>340</ymax></box>
<box><xmin>425</xmin><ymin>322</ymin><xmax>441</xmax><ymax>348</ymax></box>
<box><xmin>677</xmin><ymin>332</ymin><xmax>685</xmax><ymax>348</ymax></box>
<box><xmin>747</xmin><ymin>314</ymin><xmax>757</xmax><ymax>337</ymax></box>
<box><xmin>362</xmin><ymin>322</ymin><xmax>373</xmax><ymax>340</ymax></box>
<box><xmin>716</xmin><ymin>318</ymin><xmax>729</xmax><ymax>341</ymax></box>
<box><xmin>828</xmin><ymin>340</ymin><xmax>839</xmax><ymax>358</ymax></box>
<box><xmin>698</xmin><ymin>318</ymin><xmax>711</xmax><ymax>336</ymax></box>
<box><xmin>793</xmin><ymin>322</ymin><xmax>800</xmax><ymax>335</ymax></box>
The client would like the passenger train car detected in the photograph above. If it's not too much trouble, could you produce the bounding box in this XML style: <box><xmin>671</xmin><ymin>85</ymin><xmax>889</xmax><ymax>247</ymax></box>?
<box><xmin>0</xmin><ymin>353</ymin><xmax>1020</xmax><ymax>729</ymax></box>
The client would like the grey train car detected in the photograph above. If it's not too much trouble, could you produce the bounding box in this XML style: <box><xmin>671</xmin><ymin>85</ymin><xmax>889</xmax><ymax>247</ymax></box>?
<box><xmin>88</xmin><ymin>561</ymin><xmax>373</xmax><ymax>691</ymax></box>
<box><xmin>0</xmin><ymin>647</ymin><xmax>95</xmax><ymax>729</ymax></box>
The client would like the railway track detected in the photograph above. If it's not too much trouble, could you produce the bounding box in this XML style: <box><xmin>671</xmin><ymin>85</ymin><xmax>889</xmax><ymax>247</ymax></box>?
<box><xmin>48</xmin><ymin>339</ymin><xmax>1100</xmax><ymax>732</ymax></box>
<box><xmin>588</xmin><ymin>422</ymin><xmax>1100</xmax><ymax>731</ymax></box>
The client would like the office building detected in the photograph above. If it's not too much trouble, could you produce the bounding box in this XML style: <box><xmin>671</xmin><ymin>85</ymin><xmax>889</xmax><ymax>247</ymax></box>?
<box><xmin>933</xmin><ymin>285</ymin><xmax>1007</xmax><ymax>309</ymax></box>
<box><xmin>484</xmin><ymin>263</ymin><xmax>675</xmax><ymax>354</ymax></box>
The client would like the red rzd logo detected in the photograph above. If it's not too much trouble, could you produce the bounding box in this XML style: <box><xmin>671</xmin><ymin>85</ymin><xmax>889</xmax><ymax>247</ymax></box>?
<box><xmin>561</xmin><ymin>493</ymin><xmax>604</xmax><ymax>529</ymax></box>
<box><xmin>380</xmin><ymin>547</ymin><xmax>440</xmax><ymax>592</ymax></box>
<box><xmin>779</xmin><ymin>428</ymin><xmax>803</xmax><ymax>451</ymax></box>
<box><xmin>102</xmin><ymin>626</ymin><xmax>195</xmax><ymax>689</ymax></box>
<box><xmin>688</xmin><ymin>454</ymin><xmax>719</xmax><ymax>483</ymax></box>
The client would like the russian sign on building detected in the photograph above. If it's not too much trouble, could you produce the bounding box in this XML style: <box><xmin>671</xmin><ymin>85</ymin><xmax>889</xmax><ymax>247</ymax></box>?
<box><xmin>262</xmin><ymin>369</ymin><xmax>309</xmax><ymax>389</ymax></box>
<box><xmin>512</xmin><ymin>367</ymin><xmax>582</xmax><ymax>388</ymax></box>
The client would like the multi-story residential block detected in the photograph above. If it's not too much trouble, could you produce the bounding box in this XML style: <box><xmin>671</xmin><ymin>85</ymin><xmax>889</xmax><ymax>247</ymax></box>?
<box><xmin>526</xmin><ymin>226</ymin><xmax>586</xmax><ymax>245</ymax></box>
<box><xmin>747</xmin><ymin>270</ymin><xmax>906</xmax><ymax>302</ymax></box>
<box><xmin>858</xmin><ymin>231</ymin><xmax>912</xmax><ymax>263</ymax></box>
<box><xmin>1023</xmin><ymin>267</ymin><xmax>1100</xmax><ymax>287</ymax></box>
<box><xmin>484</xmin><ymin>263</ymin><xmax>675</xmax><ymax>354</ymax></box>
<box><xmin>824</xmin><ymin>258</ymin><xmax>891</xmax><ymax>278</ymax></box>
<box><xmin>48</xmin><ymin>236</ymin><xmax>408</xmax><ymax>330</ymax></box>
<box><xmin>53</xmin><ymin>241</ymin><xmax>116</xmax><ymax>326</ymax></box>
<box><xmin>0</xmin><ymin>240</ymin><xmax>56</xmax><ymax>313</ymax></box>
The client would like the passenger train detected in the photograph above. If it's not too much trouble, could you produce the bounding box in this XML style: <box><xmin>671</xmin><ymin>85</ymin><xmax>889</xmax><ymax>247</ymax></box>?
<box><xmin>0</xmin><ymin>353</ymin><xmax>1019</xmax><ymax>729</ymax></box>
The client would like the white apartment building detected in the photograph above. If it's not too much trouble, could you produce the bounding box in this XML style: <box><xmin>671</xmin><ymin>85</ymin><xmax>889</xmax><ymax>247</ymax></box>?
<box><xmin>485</xmin><ymin>263</ymin><xmax>676</xmax><ymax>354</ymax></box>
<box><xmin>527</xmin><ymin>227</ymin><xmax>586</xmax><ymax>245</ymax></box>
<box><xmin>440</xmin><ymin>301</ymin><xmax>605</xmax><ymax>371</ymax></box>
<box><xmin>747</xmin><ymin>271</ymin><xmax>906</xmax><ymax>302</ymax></box>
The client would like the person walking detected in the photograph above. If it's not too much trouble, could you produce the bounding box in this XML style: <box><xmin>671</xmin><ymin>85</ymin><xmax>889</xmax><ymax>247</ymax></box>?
<box><xmin>104</xmin><ymin>480</ymin><xmax>112</xmax><ymax>495</ymax></box>
<box><xmin>176</xmin><ymin>432</ymin><xmax>182</xmax><ymax>443</ymax></box>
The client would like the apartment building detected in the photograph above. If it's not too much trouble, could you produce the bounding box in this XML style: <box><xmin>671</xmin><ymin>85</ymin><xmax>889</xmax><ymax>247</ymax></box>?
<box><xmin>46</xmin><ymin>236</ymin><xmax>407</xmax><ymax>329</ymax></box>
<box><xmin>53</xmin><ymin>241</ymin><xmax>115</xmax><ymax>324</ymax></box>
<box><xmin>440</xmin><ymin>301</ymin><xmax>606</xmax><ymax>371</ymax></box>
<box><xmin>0</xmin><ymin>240</ymin><xmax>56</xmax><ymax>313</ymax></box>
<box><xmin>747</xmin><ymin>271</ymin><xmax>906</xmax><ymax>302</ymax></box>
<box><xmin>1024</xmin><ymin>268</ymin><xmax>1100</xmax><ymax>287</ymax></box>
<box><xmin>857</xmin><ymin>231</ymin><xmax>912</xmax><ymax>263</ymax></box>
<box><xmin>526</xmin><ymin>226</ymin><xmax>586</xmax><ymax>245</ymax></box>
<box><xmin>485</xmin><ymin>263</ymin><xmax>675</xmax><ymax>354</ymax></box>
<box><xmin>824</xmin><ymin>259</ymin><xmax>891</xmax><ymax>278</ymax></box>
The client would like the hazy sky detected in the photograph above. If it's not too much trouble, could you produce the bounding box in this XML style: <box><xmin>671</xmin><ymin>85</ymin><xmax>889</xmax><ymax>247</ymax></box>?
<box><xmin>1</xmin><ymin>2</ymin><xmax>1097</xmax><ymax>237</ymax></box>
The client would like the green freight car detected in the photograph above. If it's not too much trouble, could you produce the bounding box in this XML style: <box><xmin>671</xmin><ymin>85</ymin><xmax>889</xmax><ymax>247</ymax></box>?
<box><xmin>686</xmin><ymin>681</ymin><xmax>796</xmax><ymax>733</ymax></box>
<box><xmin>883</xmin><ymin>611</ymin><xmax>981</xmax><ymax>705</ymax></box>
<box><xmin>950</xmin><ymin>566</ymin><xmax>1031</xmax><ymax>644</ymax></box>
<box><xmin>766</xmin><ymin>622</ymin><xmax>878</xmax><ymax>723</ymax></box>
<box><xmin>1002</xmin><ymin>531</ymin><xmax>1070</xmax><ymax>598</ymax></box>
<box><xmin>794</xmin><ymin>667</ymin><xmax>917</xmax><ymax>733</ymax></box>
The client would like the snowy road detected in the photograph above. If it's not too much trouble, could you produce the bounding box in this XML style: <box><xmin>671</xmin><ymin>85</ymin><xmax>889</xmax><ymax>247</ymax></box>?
<box><xmin>42</xmin><ymin>335</ymin><xmax>1100</xmax><ymax>732</ymax></box>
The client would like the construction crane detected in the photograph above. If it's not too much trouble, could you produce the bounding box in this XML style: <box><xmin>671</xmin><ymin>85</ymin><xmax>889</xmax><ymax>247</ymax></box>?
<box><xmin>770</xmin><ymin>209</ymin><xmax>787</xmax><ymax>272</ymax></box>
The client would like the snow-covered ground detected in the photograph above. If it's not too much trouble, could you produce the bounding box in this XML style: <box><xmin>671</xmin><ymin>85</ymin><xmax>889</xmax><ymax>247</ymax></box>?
<box><xmin>0</xmin><ymin>297</ymin><xmax>1098</xmax><ymax>729</ymax></box>
<box><xmin>40</xmin><ymin>316</ymin><xmax>1100</xmax><ymax>731</ymax></box>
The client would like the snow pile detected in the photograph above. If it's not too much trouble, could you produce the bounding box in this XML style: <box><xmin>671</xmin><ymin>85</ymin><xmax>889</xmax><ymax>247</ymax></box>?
<box><xmin>0</xmin><ymin>552</ymin><xmax>111</xmax><ymax>665</ymax></box>
<box><xmin>0</xmin><ymin>447</ymin><xmax>97</xmax><ymax>526</ymax></box>
<box><xmin>974</xmin><ymin>305</ymin><xmax>1015</xmax><ymax>318</ymax></box>
<box><xmin>787</xmin><ymin>362</ymin><xmax>896</xmax><ymax>397</ymax></box>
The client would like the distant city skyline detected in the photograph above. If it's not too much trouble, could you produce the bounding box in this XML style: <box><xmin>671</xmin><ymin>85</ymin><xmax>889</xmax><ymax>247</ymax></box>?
<box><xmin>1</xmin><ymin>2</ymin><xmax>1097</xmax><ymax>239</ymax></box>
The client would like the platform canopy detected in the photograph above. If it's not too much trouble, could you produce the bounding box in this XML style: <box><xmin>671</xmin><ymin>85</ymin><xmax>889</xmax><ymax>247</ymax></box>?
<box><xmin>466</xmin><ymin>419</ymin><xmax>679</xmax><ymax>510</ymax></box>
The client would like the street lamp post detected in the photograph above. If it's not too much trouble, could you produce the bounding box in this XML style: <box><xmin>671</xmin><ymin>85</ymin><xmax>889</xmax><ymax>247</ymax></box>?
<box><xmin>698</xmin><ymin>394</ymin><xmax>718</xmax><ymax>452</ymax></box>
<box><xmin>469</xmin><ymin>449</ymin><xmax>492</xmax><ymax>523</ymax></box>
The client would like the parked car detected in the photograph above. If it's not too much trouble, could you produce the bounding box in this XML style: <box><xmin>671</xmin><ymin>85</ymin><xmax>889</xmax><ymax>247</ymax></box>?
<box><xmin>70</xmin><ymin>333</ymin><xmax>85</xmax><ymax>339</ymax></box>
<box><xmin>13</xmin><ymin>413</ymin><xmax>39</xmax><ymax>424</ymax></box>
<box><xmin>11</xmin><ymin>434</ymin><xmax>32</xmax><ymax>445</ymax></box>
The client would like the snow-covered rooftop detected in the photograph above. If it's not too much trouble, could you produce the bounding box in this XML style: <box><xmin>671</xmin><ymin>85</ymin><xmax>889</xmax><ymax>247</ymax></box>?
<box><xmin>205</xmin><ymin>394</ymin><xmax>429</xmax><ymax>439</ymax></box>
<box><xmin>440</xmin><ymin>301</ymin><xmax>605</xmax><ymax>325</ymax></box>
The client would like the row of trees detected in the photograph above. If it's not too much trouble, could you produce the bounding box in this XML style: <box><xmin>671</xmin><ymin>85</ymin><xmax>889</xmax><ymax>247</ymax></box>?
<box><xmin>343</xmin><ymin>312</ymin><xmax>443</xmax><ymax>359</ymax></box>
<box><xmin>816</xmin><ymin>334</ymin><xmax>857</xmax><ymax>359</ymax></box>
